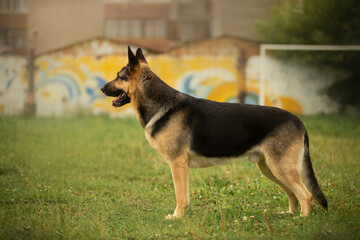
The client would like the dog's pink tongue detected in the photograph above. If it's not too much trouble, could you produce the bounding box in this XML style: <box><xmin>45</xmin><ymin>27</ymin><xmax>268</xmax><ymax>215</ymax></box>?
<box><xmin>112</xmin><ymin>95</ymin><xmax>121</xmax><ymax>106</ymax></box>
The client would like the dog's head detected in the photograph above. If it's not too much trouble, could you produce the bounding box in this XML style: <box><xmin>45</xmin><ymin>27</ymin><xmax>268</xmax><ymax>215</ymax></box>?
<box><xmin>100</xmin><ymin>46</ymin><xmax>148</xmax><ymax>107</ymax></box>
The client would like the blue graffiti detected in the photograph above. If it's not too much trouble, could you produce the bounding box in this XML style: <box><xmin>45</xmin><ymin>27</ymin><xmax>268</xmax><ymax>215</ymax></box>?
<box><xmin>95</xmin><ymin>77</ymin><xmax>106</xmax><ymax>88</ymax></box>
<box><xmin>86</xmin><ymin>76</ymin><xmax>107</xmax><ymax>102</ymax></box>
<box><xmin>5</xmin><ymin>72</ymin><xmax>19</xmax><ymax>90</ymax></box>
<box><xmin>182</xmin><ymin>74</ymin><xmax>195</xmax><ymax>96</ymax></box>
<box><xmin>37</xmin><ymin>74</ymin><xmax>81</xmax><ymax>99</ymax></box>
<box><xmin>181</xmin><ymin>73</ymin><xmax>214</xmax><ymax>98</ymax></box>
<box><xmin>244</xmin><ymin>91</ymin><xmax>259</xmax><ymax>105</ymax></box>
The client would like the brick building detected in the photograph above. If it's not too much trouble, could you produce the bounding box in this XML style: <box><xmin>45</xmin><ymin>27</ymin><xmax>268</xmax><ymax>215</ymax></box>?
<box><xmin>104</xmin><ymin>1</ymin><xmax>171</xmax><ymax>52</ymax></box>
<box><xmin>0</xmin><ymin>0</ymin><xmax>279</xmax><ymax>56</ymax></box>
<box><xmin>0</xmin><ymin>0</ymin><xmax>28</xmax><ymax>56</ymax></box>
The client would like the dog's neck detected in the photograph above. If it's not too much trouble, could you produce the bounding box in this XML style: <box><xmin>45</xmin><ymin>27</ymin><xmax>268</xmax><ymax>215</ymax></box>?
<box><xmin>132</xmin><ymin>69</ymin><xmax>179</xmax><ymax>128</ymax></box>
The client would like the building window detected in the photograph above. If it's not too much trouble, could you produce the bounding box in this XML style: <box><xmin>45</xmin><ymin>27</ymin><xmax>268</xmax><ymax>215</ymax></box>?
<box><xmin>105</xmin><ymin>20</ymin><xmax>117</xmax><ymax>38</ymax></box>
<box><xmin>0</xmin><ymin>0</ymin><xmax>28</xmax><ymax>13</ymax></box>
<box><xmin>0</xmin><ymin>0</ymin><xmax>10</xmax><ymax>12</ymax></box>
<box><xmin>145</xmin><ymin>20</ymin><xmax>153</xmax><ymax>38</ymax></box>
<box><xmin>105</xmin><ymin>19</ymin><xmax>167</xmax><ymax>39</ymax></box>
<box><xmin>178</xmin><ymin>21</ymin><xmax>209</xmax><ymax>42</ymax></box>
<box><xmin>204</xmin><ymin>0</ymin><xmax>211</xmax><ymax>15</ymax></box>
<box><xmin>13</xmin><ymin>29</ymin><xmax>26</xmax><ymax>48</ymax></box>
<box><xmin>0</xmin><ymin>29</ymin><xmax>26</xmax><ymax>49</ymax></box>
<box><xmin>154</xmin><ymin>19</ymin><xmax>166</xmax><ymax>38</ymax></box>
<box><xmin>130</xmin><ymin>20</ymin><xmax>141</xmax><ymax>38</ymax></box>
<box><xmin>118</xmin><ymin>20</ymin><xmax>128</xmax><ymax>38</ymax></box>
<box><xmin>14</xmin><ymin>0</ymin><xmax>27</xmax><ymax>11</ymax></box>
<box><xmin>0</xmin><ymin>30</ymin><xmax>7</xmax><ymax>46</ymax></box>
<box><xmin>145</xmin><ymin>19</ymin><xmax>167</xmax><ymax>38</ymax></box>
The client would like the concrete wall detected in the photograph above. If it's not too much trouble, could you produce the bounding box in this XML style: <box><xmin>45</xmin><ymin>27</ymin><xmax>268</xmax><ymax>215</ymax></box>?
<box><xmin>0</xmin><ymin>56</ymin><xmax>27</xmax><ymax>115</ymax></box>
<box><xmin>0</xmin><ymin>40</ymin><xmax>238</xmax><ymax>117</ymax></box>
<box><xmin>33</xmin><ymin>53</ymin><xmax>238</xmax><ymax>117</ymax></box>
<box><xmin>245</xmin><ymin>56</ymin><xmax>339</xmax><ymax>114</ymax></box>
<box><xmin>0</xmin><ymin>41</ymin><xmax>340</xmax><ymax>117</ymax></box>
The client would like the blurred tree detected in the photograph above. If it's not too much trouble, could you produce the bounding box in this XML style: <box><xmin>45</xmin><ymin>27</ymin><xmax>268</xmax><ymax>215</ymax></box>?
<box><xmin>255</xmin><ymin>0</ymin><xmax>360</xmax><ymax>108</ymax></box>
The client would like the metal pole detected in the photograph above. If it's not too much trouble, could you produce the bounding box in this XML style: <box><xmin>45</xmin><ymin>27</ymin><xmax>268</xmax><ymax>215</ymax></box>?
<box><xmin>236</xmin><ymin>49</ymin><xmax>246</xmax><ymax>103</ymax></box>
<box><xmin>260</xmin><ymin>44</ymin><xmax>360</xmax><ymax>51</ymax></box>
<box><xmin>259</xmin><ymin>45</ymin><xmax>266</xmax><ymax>106</ymax></box>
<box><xmin>26</xmin><ymin>31</ymin><xmax>37</xmax><ymax>116</ymax></box>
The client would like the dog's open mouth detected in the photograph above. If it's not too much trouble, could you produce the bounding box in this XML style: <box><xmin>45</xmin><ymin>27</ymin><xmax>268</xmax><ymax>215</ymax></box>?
<box><xmin>112</xmin><ymin>91</ymin><xmax>130</xmax><ymax>107</ymax></box>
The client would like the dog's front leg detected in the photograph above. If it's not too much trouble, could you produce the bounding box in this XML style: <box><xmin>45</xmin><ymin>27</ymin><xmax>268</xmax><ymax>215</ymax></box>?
<box><xmin>166</xmin><ymin>156</ymin><xmax>189</xmax><ymax>220</ymax></box>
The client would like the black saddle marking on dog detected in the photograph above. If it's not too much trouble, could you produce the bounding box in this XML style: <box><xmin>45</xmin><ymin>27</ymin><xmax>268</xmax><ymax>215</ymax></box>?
<box><xmin>188</xmin><ymin>100</ymin><xmax>304</xmax><ymax>158</ymax></box>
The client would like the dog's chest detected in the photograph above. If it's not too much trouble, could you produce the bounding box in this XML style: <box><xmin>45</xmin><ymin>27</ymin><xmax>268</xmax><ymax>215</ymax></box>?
<box><xmin>144</xmin><ymin>131</ymin><xmax>161</xmax><ymax>152</ymax></box>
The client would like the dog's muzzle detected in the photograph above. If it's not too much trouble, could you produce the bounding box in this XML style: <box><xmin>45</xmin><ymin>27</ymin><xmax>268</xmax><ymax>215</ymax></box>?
<box><xmin>100</xmin><ymin>84</ymin><xmax>130</xmax><ymax>107</ymax></box>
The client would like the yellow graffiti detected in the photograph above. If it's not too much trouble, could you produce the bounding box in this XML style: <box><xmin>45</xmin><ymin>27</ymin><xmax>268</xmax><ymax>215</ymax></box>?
<box><xmin>151</xmin><ymin>56</ymin><xmax>237</xmax><ymax>85</ymax></box>
<box><xmin>40</xmin><ymin>89</ymin><xmax>51</xmax><ymax>98</ymax></box>
<box><xmin>246</xmin><ymin>79</ymin><xmax>303</xmax><ymax>114</ymax></box>
<box><xmin>33</xmin><ymin>52</ymin><xmax>304</xmax><ymax>116</ymax></box>
<box><xmin>92</xmin><ymin>55</ymin><xmax>238</xmax><ymax>115</ymax></box>
<box><xmin>100</xmin><ymin>56</ymin><xmax>127</xmax><ymax>81</ymax></box>
<box><xmin>35</xmin><ymin>54</ymin><xmax>234</xmax><ymax>115</ymax></box>
<box><xmin>207</xmin><ymin>82</ymin><xmax>237</xmax><ymax>102</ymax></box>
<box><xmin>279</xmin><ymin>97</ymin><xmax>303</xmax><ymax>115</ymax></box>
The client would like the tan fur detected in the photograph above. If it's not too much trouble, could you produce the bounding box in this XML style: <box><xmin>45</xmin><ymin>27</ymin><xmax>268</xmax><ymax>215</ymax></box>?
<box><xmin>259</xmin><ymin>128</ymin><xmax>313</xmax><ymax>216</ymax></box>
<box><xmin>166</xmin><ymin>155</ymin><xmax>190</xmax><ymax>219</ymax></box>
<box><xmin>145</xmin><ymin>111</ymin><xmax>190</xmax><ymax>162</ymax></box>
<box><xmin>144</xmin><ymin>111</ymin><xmax>191</xmax><ymax>219</ymax></box>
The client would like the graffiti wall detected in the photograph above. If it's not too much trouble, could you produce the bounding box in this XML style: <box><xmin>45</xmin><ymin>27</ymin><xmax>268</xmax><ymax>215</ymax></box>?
<box><xmin>0</xmin><ymin>41</ymin><xmax>341</xmax><ymax>117</ymax></box>
<box><xmin>0</xmin><ymin>51</ymin><xmax>238</xmax><ymax>117</ymax></box>
<box><xmin>0</xmin><ymin>56</ymin><xmax>28</xmax><ymax>116</ymax></box>
<box><xmin>35</xmin><ymin>54</ymin><xmax>238</xmax><ymax>117</ymax></box>
<box><xmin>245</xmin><ymin>56</ymin><xmax>339</xmax><ymax>114</ymax></box>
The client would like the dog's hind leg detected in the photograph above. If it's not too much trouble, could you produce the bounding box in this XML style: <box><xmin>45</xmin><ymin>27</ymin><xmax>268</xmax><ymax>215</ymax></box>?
<box><xmin>263</xmin><ymin>145</ymin><xmax>313</xmax><ymax>217</ymax></box>
<box><xmin>166</xmin><ymin>155</ymin><xmax>190</xmax><ymax>219</ymax></box>
<box><xmin>257</xmin><ymin>158</ymin><xmax>299</xmax><ymax>213</ymax></box>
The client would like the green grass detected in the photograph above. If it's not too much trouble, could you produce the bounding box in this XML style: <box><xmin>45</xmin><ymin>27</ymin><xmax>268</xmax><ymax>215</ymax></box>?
<box><xmin>0</xmin><ymin>114</ymin><xmax>359</xmax><ymax>239</ymax></box>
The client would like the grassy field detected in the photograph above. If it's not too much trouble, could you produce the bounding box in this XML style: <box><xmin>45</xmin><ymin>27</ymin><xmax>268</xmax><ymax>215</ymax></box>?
<box><xmin>0</xmin><ymin>114</ymin><xmax>359</xmax><ymax>239</ymax></box>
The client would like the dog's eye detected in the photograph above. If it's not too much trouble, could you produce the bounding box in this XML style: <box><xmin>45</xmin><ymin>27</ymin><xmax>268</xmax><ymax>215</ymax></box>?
<box><xmin>116</xmin><ymin>74</ymin><xmax>128</xmax><ymax>81</ymax></box>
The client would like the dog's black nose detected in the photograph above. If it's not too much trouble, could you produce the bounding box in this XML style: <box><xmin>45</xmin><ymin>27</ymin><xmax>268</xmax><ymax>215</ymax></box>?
<box><xmin>100</xmin><ymin>86</ymin><xmax>106</xmax><ymax>93</ymax></box>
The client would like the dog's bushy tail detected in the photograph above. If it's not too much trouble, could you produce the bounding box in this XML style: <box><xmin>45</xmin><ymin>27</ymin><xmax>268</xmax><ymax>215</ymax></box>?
<box><xmin>301</xmin><ymin>131</ymin><xmax>328</xmax><ymax>209</ymax></box>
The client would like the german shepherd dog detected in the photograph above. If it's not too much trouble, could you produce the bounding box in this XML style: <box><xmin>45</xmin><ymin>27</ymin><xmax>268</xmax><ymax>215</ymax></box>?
<box><xmin>101</xmin><ymin>47</ymin><xmax>327</xmax><ymax>219</ymax></box>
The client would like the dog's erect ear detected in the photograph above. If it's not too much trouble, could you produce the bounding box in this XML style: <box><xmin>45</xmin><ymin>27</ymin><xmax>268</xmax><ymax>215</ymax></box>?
<box><xmin>128</xmin><ymin>46</ymin><xmax>139</xmax><ymax>71</ymax></box>
<box><xmin>135</xmin><ymin>48</ymin><xmax>147</xmax><ymax>64</ymax></box>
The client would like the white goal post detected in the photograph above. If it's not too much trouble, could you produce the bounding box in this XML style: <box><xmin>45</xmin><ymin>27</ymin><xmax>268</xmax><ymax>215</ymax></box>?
<box><xmin>259</xmin><ymin>44</ymin><xmax>360</xmax><ymax>106</ymax></box>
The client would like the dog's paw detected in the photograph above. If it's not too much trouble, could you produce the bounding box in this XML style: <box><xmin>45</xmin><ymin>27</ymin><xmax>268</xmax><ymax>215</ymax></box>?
<box><xmin>165</xmin><ymin>214</ymin><xmax>178</xmax><ymax>220</ymax></box>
